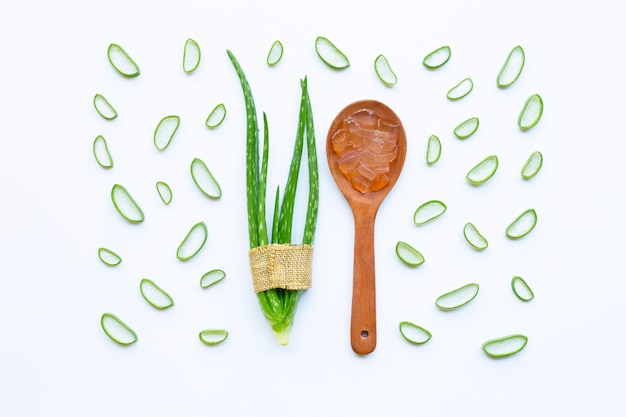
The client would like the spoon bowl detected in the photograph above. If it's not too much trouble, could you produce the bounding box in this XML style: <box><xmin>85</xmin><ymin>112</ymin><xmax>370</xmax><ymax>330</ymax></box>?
<box><xmin>326</xmin><ymin>99</ymin><xmax>407</xmax><ymax>354</ymax></box>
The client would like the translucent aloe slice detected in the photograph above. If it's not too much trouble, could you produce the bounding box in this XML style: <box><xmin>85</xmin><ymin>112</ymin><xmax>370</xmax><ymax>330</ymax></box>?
<box><xmin>482</xmin><ymin>334</ymin><xmax>528</xmax><ymax>357</ymax></box>
<box><xmin>200</xmin><ymin>269</ymin><xmax>226</xmax><ymax>289</ymax></box>
<box><xmin>205</xmin><ymin>103</ymin><xmax>226</xmax><ymax>128</ymax></box>
<box><xmin>497</xmin><ymin>45</ymin><xmax>525</xmax><ymax>88</ymax></box>
<box><xmin>506</xmin><ymin>208</ymin><xmax>537</xmax><ymax>239</ymax></box>
<box><xmin>176</xmin><ymin>221</ymin><xmax>208</xmax><ymax>261</ymax></box>
<box><xmin>183</xmin><ymin>38</ymin><xmax>201</xmax><ymax>73</ymax></box>
<box><xmin>466</xmin><ymin>155</ymin><xmax>498</xmax><ymax>185</ymax></box>
<box><xmin>190</xmin><ymin>157</ymin><xmax>222</xmax><ymax>199</ymax></box>
<box><xmin>395</xmin><ymin>241</ymin><xmax>425</xmax><ymax>267</ymax></box>
<box><xmin>463</xmin><ymin>222</ymin><xmax>488</xmax><ymax>250</ymax></box>
<box><xmin>447</xmin><ymin>77</ymin><xmax>473</xmax><ymax>100</ymax></box>
<box><xmin>436</xmin><ymin>283</ymin><xmax>479</xmax><ymax>311</ymax></box>
<box><xmin>98</xmin><ymin>247</ymin><xmax>122</xmax><ymax>266</ymax></box>
<box><xmin>266</xmin><ymin>40</ymin><xmax>284</xmax><ymax>66</ymax></box>
<box><xmin>426</xmin><ymin>135</ymin><xmax>441</xmax><ymax>165</ymax></box>
<box><xmin>399</xmin><ymin>321</ymin><xmax>432</xmax><ymax>345</ymax></box>
<box><xmin>154</xmin><ymin>115</ymin><xmax>180</xmax><ymax>151</ymax></box>
<box><xmin>93</xmin><ymin>94</ymin><xmax>118</xmax><ymax>120</ymax></box>
<box><xmin>199</xmin><ymin>329</ymin><xmax>229</xmax><ymax>345</ymax></box>
<box><xmin>423</xmin><ymin>45</ymin><xmax>451</xmax><ymax>69</ymax></box>
<box><xmin>93</xmin><ymin>135</ymin><xmax>114</xmax><ymax>168</ymax></box>
<box><xmin>521</xmin><ymin>151</ymin><xmax>543</xmax><ymax>179</ymax></box>
<box><xmin>111</xmin><ymin>184</ymin><xmax>144</xmax><ymax>223</ymax></box>
<box><xmin>454</xmin><ymin>117</ymin><xmax>479</xmax><ymax>139</ymax></box>
<box><xmin>315</xmin><ymin>36</ymin><xmax>350</xmax><ymax>70</ymax></box>
<box><xmin>374</xmin><ymin>54</ymin><xmax>397</xmax><ymax>86</ymax></box>
<box><xmin>156</xmin><ymin>181</ymin><xmax>172</xmax><ymax>205</ymax></box>
<box><xmin>101</xmin><ymin>313</ymin><xmax>137</xmax><ymax>345</ymax></box>
<box><xmin>511</xmin><ymin>276</ymin><xmax>534</xmax><ymax>301</ymax></box>
<box><xmin>414</xmin><ymin>200</ymin><xmax>447</xmax><ymax>225</ymax></box>
<box><xmin>140</xmin><ymin>278</ymin><xmax>174</xmax><ymax>309</ymax></box>
<box><xmin>107</xmin><ymin>43</ymin><xmax>140</xmax><ymax>78</ymax></box>
<box><xmin>518</xmin><ymin>94</ymin><xmax>544</xmax><ymax>130</ymax></box>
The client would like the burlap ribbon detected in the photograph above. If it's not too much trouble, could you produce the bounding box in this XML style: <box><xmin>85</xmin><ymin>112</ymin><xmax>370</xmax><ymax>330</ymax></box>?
<box><xmin>248</xmin><ymin>243</ymin><xmax>314</xmax><ymax>293</ymax></box>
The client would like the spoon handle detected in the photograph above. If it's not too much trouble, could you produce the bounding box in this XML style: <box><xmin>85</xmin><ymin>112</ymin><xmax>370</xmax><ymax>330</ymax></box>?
<box><xmin>350</xmin><ymin>209</ymin><xmax>377</xmax><ymax>354</ymax></box>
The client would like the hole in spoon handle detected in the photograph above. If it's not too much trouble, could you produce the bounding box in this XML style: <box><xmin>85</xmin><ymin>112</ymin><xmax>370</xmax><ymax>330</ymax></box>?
<box><xmin>350</xmin><ymin>211</ymin><xmax>377</xmax><ymax>355</ymax></box>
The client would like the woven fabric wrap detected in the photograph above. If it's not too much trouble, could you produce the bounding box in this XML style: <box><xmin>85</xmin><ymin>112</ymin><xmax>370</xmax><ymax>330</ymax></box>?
<box><xmin>248</xmin><ymin>243</ymin><xmax>314</xmax><ymax>293</ymax></box>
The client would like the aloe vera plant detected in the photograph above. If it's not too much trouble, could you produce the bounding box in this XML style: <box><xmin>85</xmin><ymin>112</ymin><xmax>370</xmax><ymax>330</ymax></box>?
<box><xmin>228</xmin><ymin>50</ymin><xmax>318</xmax><ymax>345</ymax></box>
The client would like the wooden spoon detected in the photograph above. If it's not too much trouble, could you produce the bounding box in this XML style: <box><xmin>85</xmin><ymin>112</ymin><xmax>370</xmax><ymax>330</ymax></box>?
<box><xmin>326</xmin><ymin>100</ymin><xmax>407</xmax><ymax>355</ymax></box>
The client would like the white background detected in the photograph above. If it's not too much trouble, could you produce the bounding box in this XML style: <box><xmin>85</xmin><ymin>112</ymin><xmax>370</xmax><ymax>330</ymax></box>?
<box><xmin>1</xmin><ymin>1</ymin><xmax>624</xmax><ymax>415</ymax></box>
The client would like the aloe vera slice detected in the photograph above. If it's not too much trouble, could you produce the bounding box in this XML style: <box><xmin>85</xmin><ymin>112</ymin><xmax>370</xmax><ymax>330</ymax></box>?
<box><xmin>190</xmin><ymin>157</ymin><xmax>222</xmax><ymax>199</ymax></box>
<box><xmin>315</xmin><ymin>36</ymin><xmax>350</xmax><ymax>70</ymax></box>
<box><xmin>423</xmin><ymin>45</ymin><xmax>451</xmax><ymax>69</ymax></box>
<box><xmin>176</xmin><ymin>221</ymin><xmax>208</xmax><ymax>261</ymax></box>
<box><xmin>511</xmin><ymin>276</ymin><xmax>534</xmax><ymax>301</ymax></box>
<box><xmin>518</xmin><ymin>94</ymin><xmax>543</xmax><ymax>130</ymax></box>
<box><xmin>447</xmin><ymin>77</ymin><xmax>473</xmax><ymax>100</ymax></box>
<box><xmin>414</xmin><ymin>200</ymin><xmax>447</xmax><ymax>225</ymax></box>
<box><xmin>183</xmin><ymin>38</ymin><xmax>201</xmax><ymax>73</ymax></box>
<box><xmin>93</xmin><ymin>94</ymin><xmax>118</xmax><ymax>120</ymax></box>
<box><xmin>506</xmin><ymin>208</ymin><xmax>537</xmax><ymax>239</ymax></box>
<box><xmin>205</xmin><ymin>103</ymin><xmax>226</xmax><ymax>128</ymax></box>
<box><xmin>395</xmin><ymin>241</ymin><xmax>425</xmax><ymax>267</ymax></box>
<box><xmin>98</xmin><ymin>247</ymin><xmax>122</xmax><ymax>266</ymax></box>
<box><xmin>497</xmin><ymin>45</ymin><xmax>525</xmax><ymax>88</ymax></box>
<box><xmin>140</xmin><ymin>278</ymin><xmax>174</xmax><ymax>309</ymax></box>
<box><xmin>156</xmin><ymin>181</ymin><xmax>172</xmax><ymax>205</ymax></box>
<box><xmin>463</xmin><ymin>222</ymin><xmax>488</xmax><ymax>250</ymax></box>
<box><xmin>521</xmin><ymin>151</ymin><xmax>543</xmax><ymax>179</ymax></box>
<box><xmin>399</xmin><ymin>321</ymin><xmax>432</xmax><ymax>345</ymax></box>
<box><xmin>454</xmin><ymin>117</ymin><xmax>479</xmax><ymax>139</ymax></box>
<box><xmin>436</xmin><ymin>283</ymin><xmax>479</xmax><ymax>311</ymax></box>
<box><xmin>101</xmin><ymin>313</ymin><xmax>137</xmax><ymax>345</ymax></box>
<box><xmin>482</xmin><ymin>334</ymin><xmax>528</xmax><ymax>357</ymax></box>
<box><xmin>266</xmin><ymin>40</ymin><xmax>284</xmax><ymax>66</ymax></box>
<box><xmin>426</xmin><ymin>135</ymin><xmax>441</xmax><ymax>165</ymax></box>
<box><xmin>93</xmin><ymin>135</ymin><xmax>113</xmax><ymax>168</ymax></box>
<box><xmin>154</xmin><ymin>115</ymin><xmax>180</xmax><ymax>151</ymax></box>
<box><xmin>200</xmin><ymin>269</ymin><xmax>226</xmax><ymax>288</ymax></box>
<box><xmin>466</xmin><ymin>155</ymin><xmax>498</xmax><ymax>185</ymax></box>
<box><xmin>199</xmin><ymin>329</ymin><xmax>229</xmax><ymax>345</ymax></box>
<box><xmin>374</xmin><ymin>54</ymin><xmax>397</xmax><ymax>86</ymax></box>
<box><xmin>107</xmin><ymin>43</ymin><xmax>140</xmax><ymax>78</ymax></box>
<box><xmin>111</xmin><ymin>184</ymin><xmax>144</xmax><ymax>223</ymax></box>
